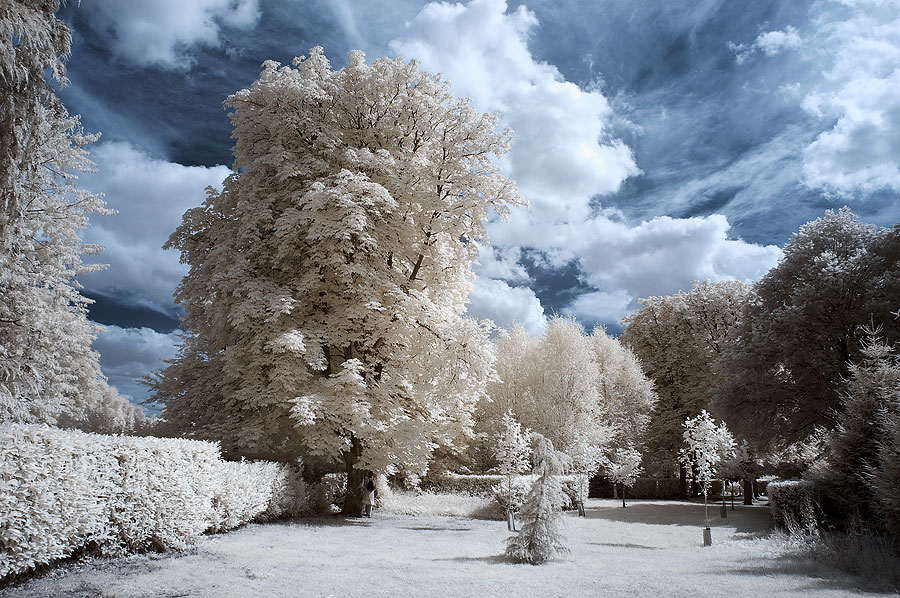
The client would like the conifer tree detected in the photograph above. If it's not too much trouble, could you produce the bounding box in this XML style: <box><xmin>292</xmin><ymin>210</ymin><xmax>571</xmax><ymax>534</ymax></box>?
<box><xmin>506</xmin><ymin>434</ymin><xmax>570</xmax><ymax>564</ymax></box>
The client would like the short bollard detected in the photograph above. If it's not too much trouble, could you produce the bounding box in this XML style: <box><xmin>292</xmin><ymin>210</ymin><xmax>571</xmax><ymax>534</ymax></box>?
<box><xmin>703</xmin><ymin>527</ymin><xmax>712</xmax><ymax>546</ymax></box>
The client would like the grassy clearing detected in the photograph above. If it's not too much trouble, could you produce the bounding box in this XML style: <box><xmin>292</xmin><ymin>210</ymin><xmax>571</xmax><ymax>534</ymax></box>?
<box><xmin>2</xmin><ymin>499</ymin><xmax>887</xmax><ymax>598</ymax></box>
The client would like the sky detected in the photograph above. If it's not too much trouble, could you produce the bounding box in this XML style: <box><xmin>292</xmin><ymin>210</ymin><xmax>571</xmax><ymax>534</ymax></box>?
<box><xmin>57</xmin><ymin>0</ymin><xmax>900</xmax><ymax>406</ymax></box>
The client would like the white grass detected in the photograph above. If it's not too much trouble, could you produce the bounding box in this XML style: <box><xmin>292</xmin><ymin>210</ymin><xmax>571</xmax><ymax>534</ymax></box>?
<box><xmin>2</xmin><ymin>499</ymin><xmax>878</xmax><ymax>598</ymax></box>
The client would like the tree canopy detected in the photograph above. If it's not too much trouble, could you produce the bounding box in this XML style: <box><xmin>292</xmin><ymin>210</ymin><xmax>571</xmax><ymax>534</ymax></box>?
<box><xmin>153</xmin><ymin>48</ymin><xmax>522</xmax><ymax>497</ymax></box>
<box><xmin>0</xmin><ymin>0</ymin><xmax>141</xmax><ymax>431</ymax></box>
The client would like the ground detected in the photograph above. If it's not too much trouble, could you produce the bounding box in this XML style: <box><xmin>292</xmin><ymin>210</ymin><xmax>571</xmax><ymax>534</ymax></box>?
<box><xmin>1</xmin><ymin>499</ymin><xmax>876</xmax><ymax>597</ymax></box>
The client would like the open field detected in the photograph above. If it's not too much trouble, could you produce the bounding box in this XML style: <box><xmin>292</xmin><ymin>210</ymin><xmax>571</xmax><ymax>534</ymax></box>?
<box><xmin>1</xmin><ymin>499</ymin><xmax>877</xmax><ymax>598</ymax></box>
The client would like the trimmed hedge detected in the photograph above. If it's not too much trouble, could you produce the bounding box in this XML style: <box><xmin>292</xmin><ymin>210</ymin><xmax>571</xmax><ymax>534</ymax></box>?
<box><xmin>0</xmin><ymin>424</ymin><xmax>308</xmax><ymax>580</ymax></box>
<box><xmin>589</xmin><ymin>477</ymin><xmax>686</xmax><ymax>499</ymax></box>
<box><xmin>425</xmin><ymin>473</ymin><xmax>579</xmax><ymax>510</ymax></box>
<box><xmin>768</xmin><ymin>480</ymin><xmax>819</xmax><ymax>531</ymax></box>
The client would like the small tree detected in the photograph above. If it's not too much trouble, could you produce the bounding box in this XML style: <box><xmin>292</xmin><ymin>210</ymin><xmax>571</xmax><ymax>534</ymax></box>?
<box><xmin>495</xmin><ymin>410</ymin><xmax>532</xmax><ymax>520</ymax></box>
<box><xmin>679</xmin><ymin>411</ymin><xmax>735</xmax><ymax>529</ymax></box>
<box><xmin>605</xmin><ymin>447</ymin><xmax>643</xmax><ymax>507</ymax></box>
<box><xmin>506</xmin><ymin>434</ymin><xmax>571</xmax><ymax>564</ymax></box>
<box><xmin>568</xmin><ymin>434</ymin><xmax>604</xmax><ymax>509</ymax></box>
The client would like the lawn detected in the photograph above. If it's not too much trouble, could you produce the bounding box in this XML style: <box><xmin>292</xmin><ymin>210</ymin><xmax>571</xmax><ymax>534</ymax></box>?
<box><xmin>2</xmin><ymin>499</ymin><xmax>874</xmax><ymax>597</ymax></box>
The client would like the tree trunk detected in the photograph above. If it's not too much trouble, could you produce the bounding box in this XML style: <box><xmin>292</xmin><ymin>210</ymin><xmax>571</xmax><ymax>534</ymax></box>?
<box><xmin>743</xmin><ymin>478</ymin><xmax>753</xmax><ymax>505</ymax></box>
<box><xmin>622</xmin><ymin>484</ymin><xmax>626</xmax><ymax>508</ymax></box>
<box><xmin>680</xmin><ymin>465</ymin><xmax>688</xmax><ymax>499</ymax></box>
<box><xmin>341</xmin><ymin>436</ymin><xmax>365</xmax><ymax>516</ymax></box>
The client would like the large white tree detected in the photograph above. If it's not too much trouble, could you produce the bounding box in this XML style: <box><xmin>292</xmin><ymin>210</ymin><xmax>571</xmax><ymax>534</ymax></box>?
<box><xmin>478</xmin><ymin>318</ymin><xmax>607</xmax><ymax>455</ymax></box>
<box><xmin>153</xmin><ymin>48</ymin><xmax>521</xmax><ymax>513</ymax></box>
<box><xmin>0</xmin><ymin>0</ymin><xmax>139</xmax><ymax>430</ymax></box>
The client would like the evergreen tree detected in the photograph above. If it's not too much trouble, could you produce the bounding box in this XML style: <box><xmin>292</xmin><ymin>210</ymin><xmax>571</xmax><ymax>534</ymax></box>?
<box><xmin>506</xmin><ymin>434</ymin><xmax>570</xmax><ymax>564</ymax></box>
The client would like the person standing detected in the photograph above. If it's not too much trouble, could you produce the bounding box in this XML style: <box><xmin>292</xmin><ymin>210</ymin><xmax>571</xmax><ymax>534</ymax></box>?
<box><xmin>362</xmin><ymin>472</ymin><xmax>376</xmax><ymax>518</ymax></box>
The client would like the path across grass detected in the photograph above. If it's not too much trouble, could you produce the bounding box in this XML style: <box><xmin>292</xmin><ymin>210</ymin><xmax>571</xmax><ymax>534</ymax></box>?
<box><xmin>2</xmin><ymin>499</ymin><xmax>871</xmax><ymax>597</ymax></box>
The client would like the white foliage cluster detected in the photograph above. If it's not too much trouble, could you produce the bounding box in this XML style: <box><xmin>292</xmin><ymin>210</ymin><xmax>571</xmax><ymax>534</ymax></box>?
<box><xmin>494</xmin><ymin>410</ymin><xmax>531</xmax><ymax>511</ymax></box>
<box><xmin>155</xmin><ymin>46</ymin><xmax>520</xmax><ymax>482</ymax></box>
<box><xmin>480</xmin><ymin>318</ymin><xmax>653</xmax><ymax>469</ymax></box>
<box><xmin>0</xmin><ymin>0</ymin><xmax>138</xmax><ymax>429</ymax></box>
<box><xmin>679</xmin><ymin>410</ymin><xmax>736</xmax><ymax>496</ymax></box>
<box><xmin>0</xmin><ymin>424</ymin><xmax>308</xmax><ymax>579</ymax></box>
<box><xmin>605</xmin><ymin>447</ymin><xmax>644</xmax><ymax>489</ymax></box>
<box><xmin>506</xmin><ymin>435</ymin><xmax>571</xmax><ymax>565</ymax></box>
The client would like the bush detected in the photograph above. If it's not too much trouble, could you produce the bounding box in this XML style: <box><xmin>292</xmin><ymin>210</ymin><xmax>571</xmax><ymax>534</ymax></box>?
<box><xmin>0</xmin><ymin>424</ymin><xmax>308</xmax><ymax>580</ymax></box>
<box><xmin>768</xmin><ymin>480</ymin><xmax>820</xmax><ymax>532</ymax></box>
<box><xmin>490</xmin><ymin>475</ymin><xmax>578</xmax><ymax>512</ymax></box>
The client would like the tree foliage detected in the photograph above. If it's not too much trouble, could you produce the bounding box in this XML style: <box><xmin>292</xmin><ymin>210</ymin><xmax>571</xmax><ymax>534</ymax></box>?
<box><xmin>0</xmin><ymin>0</ymin><xmax>140</xmax><ymax>430</ymax></box>
<box><xmin>153</xmin><ymin>48</ymin><xmax>521</xmax><ymax>501</ymax></box>
<box><xmin>679</xmin><ymin>410</ymin><xmax>735</xmax><ymax>497</ymax></box>
<box><xmin>621</xmin><ymin>280</ymin><xmax>747</xmax><ymax>475</ymax></box>
<box><xmin>476</xmin><ymin>318</ymin><xmax>653</xmax><ymax>467</ymax></box>
<box><xmin>714</xmin><ymin>208</ymin><xmax>900</xmax><ymax>447</ymax></box>
<box><xmin>505</xmin><ymin>434</ymin><xmax>570</xmax><ymax>564</ymax></box>
<box><xmin>810</xmin><ymin>329</ymin><xmax>900</xmax><ymax>533</ymax></box>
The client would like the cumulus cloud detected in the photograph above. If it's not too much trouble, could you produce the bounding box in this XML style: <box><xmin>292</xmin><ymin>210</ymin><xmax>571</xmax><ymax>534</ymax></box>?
<box><xmin>473</xmin><ymin>244</ymin><xmax>530</xmax><ymax>283</ymax></box>
<box><xmin>92</xmin><ymin>325</ymin><xmax>182</xmax><ymax>406</ymax></box>
<box><xmin>390</xmin><ymin>0</ymin><xmax>640</xmax><ymax>222</ymax></box>
<box><xmin>79</xmin><ymin>0</ymin><xmax>261</xmax><ymax>69</ymax></box>
<box><xmin>78</xmin><ymin>142</ymin><xmax>231</xmax><ymax>311</ymax></box>
<box><xmin>729</xmin><ymin>26</ymin><xmax>803</xmax><ymax>63</ymax></box>
<box><xmin>732</xmin><ymin>1</ymin><xmax>900</xmax><ymax>196</ymax></box>
<box><xmin>466</xmin><ymin>278</ymin><xmax>546</xmax><ymax>334</ymax></box>
<box><xmin>800</xmin><ymin>0</ymin><xmax>900</xmax><ymax>195</ymax></box>
<box><xmin>561</xmin><ymin>213</ymin><xmax>781</xmax><ymax>323</ymax></box>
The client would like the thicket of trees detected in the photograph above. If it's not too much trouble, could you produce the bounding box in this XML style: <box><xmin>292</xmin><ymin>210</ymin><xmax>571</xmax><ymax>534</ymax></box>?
<box><xmin>620</xmin><ymin>280</ymin><xmax>747</xmax><ymax>479</ymax></box>
<box><xmin>468</xmin><ymin>317</ymin><xmax>657</xmax><ymax>477</ymax></box>
<box><xmin>0</xmin><ymin>0</ymin><xmax>145</xmax><ymax>433</ymax></box>
<box><xmin>714</xmin><ymin>209</ymin><xmax>900</xmax><ymax>447</ymax></box>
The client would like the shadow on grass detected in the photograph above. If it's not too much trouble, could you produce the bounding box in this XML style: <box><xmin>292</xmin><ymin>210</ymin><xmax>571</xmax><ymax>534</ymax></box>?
<box><xmin>583</xmin><ymin>501</ymin><xmax>772</xmax><ymax>535</ymax></box>
<box><xmin>713</xmin><ymin>555</ymin><xmax>899</xmax><ymax>596</ymax></box>
<box><xmin>586</xmin><ymin>542</ymin><xmax>661</xmax><ymax>550</ymax></box>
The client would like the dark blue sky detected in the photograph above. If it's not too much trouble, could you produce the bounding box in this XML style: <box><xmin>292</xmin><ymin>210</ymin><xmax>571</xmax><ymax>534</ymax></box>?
<box><xmin>57</xmin><ymin>0</ymin><xmax>900</xmax><ymax>402</ymax></box>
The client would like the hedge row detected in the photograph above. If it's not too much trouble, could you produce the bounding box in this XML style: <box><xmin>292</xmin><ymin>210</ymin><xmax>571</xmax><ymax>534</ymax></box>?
<box><xmin>589</xmin><ymin>477</ymin><xmax>688</xmax><ymax>499</ymax></box>
<box><xmin>425</xmin><ymin>473</ymin><xmax>580</xmax><ymax>510</ymax></box>
<box><xmin>0</xmin><ymin>424</ymin><xmax>308</xmax><ymax>580</ymax></box>
<box><xmin>767</xmin><ymin>480</ymin><xmax>819</xmax><ymax>531</ymax></box>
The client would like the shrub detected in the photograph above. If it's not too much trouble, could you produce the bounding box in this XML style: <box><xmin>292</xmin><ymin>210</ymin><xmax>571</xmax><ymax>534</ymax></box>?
<box><xmin>768</xmin><ymin>480</ymin><xmax>820</xmax><ymax>532</ymax></box>
<box><xmin>0</xmin><ymin>424</ymin><xmax>308</xmax><ymax>580</ymax></box>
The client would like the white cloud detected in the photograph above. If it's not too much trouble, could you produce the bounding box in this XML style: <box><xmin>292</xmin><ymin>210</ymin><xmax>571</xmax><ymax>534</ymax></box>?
<box><xmin>466</xmin><ymin>278</ymin><xmax>546</xmax><ymax>334</ymax></box>
<box><xmin>733</xmin><ymin>1</ymin><xmax>900</xmax><ymax>196</ymax></box>
<box><xmin>80</xmin><ymin>0</ymin><xmax>261</xmax><ymax>69</ymax></box>
<box><xmin>473</xmin><ymin>244</ymin><xmax>530</xmax><ymax>283</ymax></box>
<box><xmin>756</xmin><ymin>26</ymin><xmax>803</xmax><ymax>56</ymax></box>
<box><xmin>729</xmin><ymin>26</ymin><xmax>803</xmax><ymax>64</ymax></box>
<box><xmin>564</xmin><ymin>213</ymin><xmax>782</xmax><ymax>323</ymax></box>
<box><xmin>92</xmin><ymin>325</ymin><xmax>181</xmax><ymax>405</ymax></box>
<box><xmin>800</xmin><ymin>0</ymin><xmax>900</xmax><ymax>194</ymax></box>
<box><xmin>390</xmin><ymin>0</ymin><xmax>640</xmax><ymax>222</ymax></box>
<box><xmin>78</xmin><ymin>142</ymin><xmax>231</xmax><ymax>310</ymax></box>
<box><xmin>565</xmin><ymin>289</ymin><xmax>632</xmax><ymax>325</ymax></box>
